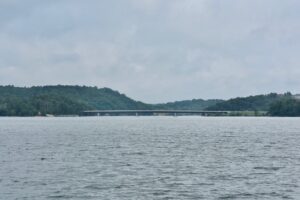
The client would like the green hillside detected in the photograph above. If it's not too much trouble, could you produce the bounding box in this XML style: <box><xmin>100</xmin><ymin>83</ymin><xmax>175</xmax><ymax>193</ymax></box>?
<box><xmin>206</xmin><ymin>93</ymin><xmax>291</xmax><ymax>111</ymax></box>
<box><xmin>154</xmin><ymin>99</ymin><xmax>224</xmax><ymax>110</ymax></box>
<box><xmin>268</xmin><ymin>98</ymin><xmax>300</xmax><ymax>116</ymax></box>
<box><xmin>0</xmin><ymin>85</ymin><xmax>151</xmax><ymax>116</ymax></box>
<box><xmin>0</xmin><ymin>85</ymin><xmax>297</xmax><ymax>116</ymax></box>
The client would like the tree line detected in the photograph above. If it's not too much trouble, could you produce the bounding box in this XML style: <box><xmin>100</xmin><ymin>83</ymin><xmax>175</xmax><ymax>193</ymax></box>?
<box><xmin>0</xmin><ymin>85</ymin><xmax>299</xmax><ymax>116</ymax></box>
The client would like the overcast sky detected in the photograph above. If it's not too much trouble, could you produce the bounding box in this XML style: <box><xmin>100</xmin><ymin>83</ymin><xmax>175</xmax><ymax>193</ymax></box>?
<box><xmin>0</xmin><ymin>0</ymin><xmax>299</xmax><ymax>103</ymax></box>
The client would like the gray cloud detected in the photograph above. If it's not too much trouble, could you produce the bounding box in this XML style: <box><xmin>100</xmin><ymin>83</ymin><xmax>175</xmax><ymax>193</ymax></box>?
<box><xmin>0</xmin><ymin>0</ymin><xmax>299</xmax><ymax>102</ymax></box>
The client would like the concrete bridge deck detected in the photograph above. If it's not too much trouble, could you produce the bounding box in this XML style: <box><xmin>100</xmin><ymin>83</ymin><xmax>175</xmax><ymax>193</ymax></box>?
<box><xmin>81</xmin><ymin>110</ymin><xmax>228</xmax><ymax>116</ymax></box>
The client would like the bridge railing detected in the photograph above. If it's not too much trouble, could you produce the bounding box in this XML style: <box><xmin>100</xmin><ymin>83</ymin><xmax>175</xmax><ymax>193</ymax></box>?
<box><xmin>81</xmin><ymin>110</ymin><xmax>228</xmax><ymax>116</ymax></box>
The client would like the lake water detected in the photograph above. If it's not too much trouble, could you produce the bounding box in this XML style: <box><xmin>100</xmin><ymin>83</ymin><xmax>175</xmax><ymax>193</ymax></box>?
<box><xmin>0</xmin><ymin>117</ymin><xmax>299</xmax><ymax>199</ymax></box>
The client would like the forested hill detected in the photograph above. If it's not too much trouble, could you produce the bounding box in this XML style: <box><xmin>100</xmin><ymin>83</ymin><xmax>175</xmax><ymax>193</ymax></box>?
<box><xmin>0</xmin><ymin>85</ymin><xmax>298</xmax><ymax>116</ymax></box>
<box><xmin>268</xmin><ymin>97</ymin><xmax>300</xmax><ymax>116</ymax></box>
<box><xmin>0</xmin><ymin>85</ymin><xmax>224</xmax><ymax>116</ymax></box>
<box><xmin>0</xmin><ymin>85</ymin><xmax>151</xmax><ymax>116</ymax></box>
<box><xmin>205</xmin><ymin>93</ymin><xmax>292</xmax><ymax>111</ymax></box>
<box><xmin>154</xmin><ymin>99</ymin><xmax>224</xmax><ymax>110</ymax></box>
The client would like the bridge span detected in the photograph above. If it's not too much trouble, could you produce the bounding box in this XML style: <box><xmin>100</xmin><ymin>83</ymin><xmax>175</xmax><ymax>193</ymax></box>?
<box><xmin>81</xmin><ymin>110</ymin><xmax>228</xmax><ymax>116</ymax></box>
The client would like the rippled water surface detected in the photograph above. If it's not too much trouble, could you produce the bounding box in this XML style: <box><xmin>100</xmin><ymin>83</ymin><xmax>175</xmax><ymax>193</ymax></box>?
<box><xmin>0</xmin><ymin>117</ymin><xmax>300</xmax><ymax>199</ymax></box>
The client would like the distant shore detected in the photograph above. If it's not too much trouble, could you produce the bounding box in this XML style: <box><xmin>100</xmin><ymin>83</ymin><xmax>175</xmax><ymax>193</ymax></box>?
<box><xmin>0</xmin><ymin>85</ymin><xmax>299</xmax><ymax>117</ymax></box>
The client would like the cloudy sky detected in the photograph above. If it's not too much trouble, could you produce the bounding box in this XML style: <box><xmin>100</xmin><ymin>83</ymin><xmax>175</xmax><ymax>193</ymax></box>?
<box><xmin>0</xmin><ymin>0</ymin><xmax>299</xmax><ymax>103</ymax></box>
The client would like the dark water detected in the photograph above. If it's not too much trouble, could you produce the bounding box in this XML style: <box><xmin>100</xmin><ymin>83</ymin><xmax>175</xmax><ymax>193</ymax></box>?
<box><xmin>0</xmin><ymin>117</ymin><xmax>299</xmax><ymax>200</ymax></box>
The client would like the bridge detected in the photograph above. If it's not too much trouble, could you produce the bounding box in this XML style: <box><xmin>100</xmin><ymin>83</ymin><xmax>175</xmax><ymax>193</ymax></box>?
<box><xmin>81</xmin><ymin>110</ymin><xmax>228</xmax><ymax>116</ymax></box>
